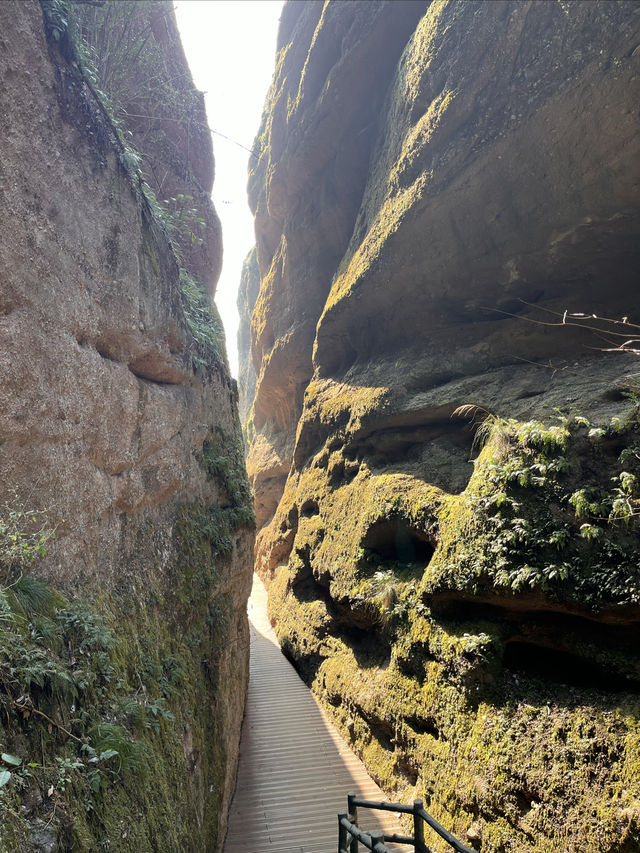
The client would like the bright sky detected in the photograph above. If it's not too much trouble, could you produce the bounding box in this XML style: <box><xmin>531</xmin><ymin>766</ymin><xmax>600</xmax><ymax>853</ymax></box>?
<box><xmin>174</xmin><ymin>0</ymin><xmax>284</xmax><ymax>377</ymax></box>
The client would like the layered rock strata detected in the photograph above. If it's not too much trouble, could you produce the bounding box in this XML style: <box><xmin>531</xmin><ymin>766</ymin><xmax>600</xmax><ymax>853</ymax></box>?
<box><xmin>240</xmin><ymin>2</ymin><xmax>640</xmax><ymax>850</ymax></box>
<box><xmin>0</xmin><ymin>2</ymin><xmax>252</xmax><ymax>850</ymax></box>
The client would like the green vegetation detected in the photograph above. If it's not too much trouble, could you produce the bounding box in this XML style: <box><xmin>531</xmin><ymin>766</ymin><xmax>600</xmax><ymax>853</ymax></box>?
<box><xmin>180</xmin><ymin>271</ymin><xmax>226</xmax><ymax>373</ymax></box>
<box><xmin>67</xmin><ymin>0</ymin><xmax>209</xmax><ymax>250</ymax></box>
<box><xmin>263</xmin><ymin>402</ymin><xmax>640</xmax><ymax>852</ymax></box>
<box><xmin>188</xmin><ymin>425</ymin><xmax>256</xmax><ymax>560</ymax></box>
<box><xmin>41</xmin><ymin>0</ymin><xmax>154</xmax><ymax>186</ymax></box>
<box><xmin>0</xmin><ymin>580</ymin><xmax>149</xmax><ymax>804</ymax></box>
<box><xmin>41</xmin><ymin>0</ymin><xmax>225</xmax><ymax>376</ymax></box>
<box><xmin>428</xmin><ymin>410</ymin><xmax>640</xmax><ymax>607</ymax></box>
<box><xmin>68</xmin><ymin>1</ymin><xmax>200</xmax><ymax>126</ymax></box>
<box><xmin>0</xmin><ymin>486</ymin><xmax>251</xmax><ymax>851</ymax></box>
<box><xmin>0</xmin><ymin>499</ymin><xmax>53</xmax><ymax>571</ymax></box>
<box><xmin>41</xmin><ymin>0</ymin><xmax>201</xmax><ymax>187</ymax></box>
<box><xmin>199</xmin><ymin>426</ymin><xmax>254</xmax><ymax>514</ymax></box>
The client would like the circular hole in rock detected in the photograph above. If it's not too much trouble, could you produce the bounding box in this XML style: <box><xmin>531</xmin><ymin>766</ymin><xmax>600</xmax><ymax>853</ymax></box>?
<box><xmin>300</xmin><ymin>499</ymin><xmax>320</xmax><ymax>517</ymax></box>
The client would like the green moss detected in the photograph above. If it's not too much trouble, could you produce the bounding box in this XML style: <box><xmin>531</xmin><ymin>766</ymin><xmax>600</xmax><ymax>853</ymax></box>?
<box><xmin>0</xmin><ymin>580</ymin><xmax>181</xmax><ymax>849</ymax></box>
<box><xmin>264</xmin><ymin>405</ymin><xmax>640</xmax><ymax>851</ymax></box>
<box><xmin>198</xmin><ymin>426</ymin><xmax>255</xmax><ymax>521</ymax></box>
<box><xmin>142</xmin><ymin>235</ymin><xmax>161</xmax><ymax>280</ymax></box>
<box><xmin>425</xmin><ymin>412</ymin><xmax>640</xmax><ymax>608</ymax></box>
<box><xmin>180</xmin><ymin>271</ymin><xmax>227</xmax><ymax>374</ymax></box>
<box><xmin>0</xmin><ymin>487</ymin><xmax>252</xmax><ymax>852</ymax></box>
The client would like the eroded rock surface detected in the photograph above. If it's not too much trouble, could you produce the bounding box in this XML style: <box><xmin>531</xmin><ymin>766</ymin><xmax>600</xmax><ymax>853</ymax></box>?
<box><xmin>239</xmin><ymin>2</ymin><xmax>640</xmax><ymax>850</ymax></box>
<box><xmin>0</xmin><ymin>2</ymin><xmax>252</xmax><ymax>850</ymax></box>
<box><xmin>237</xmin><ymin>247</ymin><xmax>259</xmax><ymax>440</ymax></box>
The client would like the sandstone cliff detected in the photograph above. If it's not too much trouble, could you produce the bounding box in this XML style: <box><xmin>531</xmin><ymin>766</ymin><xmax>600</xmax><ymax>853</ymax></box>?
<box><xmin>240</xmin><ymin>1</ymin><xmax>640</xmax><ymax>850</ymax></box>
<box><xmin>237</xmin><ymin>247</ymin><xmax>259</xmax><ymax>445</ymax></box>
<box><xmin>0</xmin><ymin>2</ymin><xmax>252</xmax><ymax>850</ymax></box>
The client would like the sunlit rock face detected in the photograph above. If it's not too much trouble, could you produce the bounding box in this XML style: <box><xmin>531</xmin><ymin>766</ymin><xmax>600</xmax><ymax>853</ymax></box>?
<box><xmin>237</xmin><ymin>247</ymin><xmax>259</xmax><ymax>442</ymax></box>
<box><xmin>0</xmin><ymin>2</ymin><xmax>252</xmax><ymax>850</ymax></box>
<box><xmin>239</xmin><ymin>1</ymin><xmax>640</xmax><ymax>850</ymax></box>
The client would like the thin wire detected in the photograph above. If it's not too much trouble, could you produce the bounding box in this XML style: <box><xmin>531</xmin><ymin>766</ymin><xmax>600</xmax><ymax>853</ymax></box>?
<box><xmin>121</xmin><ymin>110</ymin><xmax>260</xmax><ymax>158</ymax></box>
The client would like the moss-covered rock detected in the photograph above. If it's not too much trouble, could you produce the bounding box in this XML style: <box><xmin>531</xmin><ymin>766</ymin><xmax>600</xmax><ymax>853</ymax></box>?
<box><xmin>240</xmin><ymin>1</ymin><xmax>640</xmax><ymax>849</ymax></box>
<box><xmin>0</xmin><ymin>489</ymin><xmax>252</xmax><ymax>851</ymax></box>
<box><xmin>265</xmin><ymin>407</ymin><xmax>640</xmax><ymax>852</ymax></box>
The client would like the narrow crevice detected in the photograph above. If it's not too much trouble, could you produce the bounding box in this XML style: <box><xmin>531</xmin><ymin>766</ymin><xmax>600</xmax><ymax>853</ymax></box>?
<box><xmin>503</xmin><ymin>641</ymin><xmax>640</xmax><ymax>694</ymax></box>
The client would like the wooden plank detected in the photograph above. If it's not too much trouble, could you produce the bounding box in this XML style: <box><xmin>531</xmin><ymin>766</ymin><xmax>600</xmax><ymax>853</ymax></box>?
<box><xmin>223</xmin><ymin>574</ymin><xmax>408</xmax><ymax>852</ymax></box>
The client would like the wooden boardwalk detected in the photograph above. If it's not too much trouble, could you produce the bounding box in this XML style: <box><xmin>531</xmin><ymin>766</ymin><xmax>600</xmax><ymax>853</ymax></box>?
<box><xmin>223</xmin><ymin>574</ymin><xmax>406</xmax><ymax>853</ymax></box>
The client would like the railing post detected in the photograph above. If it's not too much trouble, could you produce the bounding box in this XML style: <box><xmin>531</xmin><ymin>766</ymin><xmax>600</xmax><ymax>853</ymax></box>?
<box><xmin>413</xmin><ymin>799</ymin><xmax>426</xmax><ymax>853</ymax></box>
<box><xmin>370</xmin><ymin>830</ymin><xmax>384</xmax><ymax>852</ymax></box>
<box><xmin>347</xmin><ymin>792</ymin><xmax>358</xmax><ymax>853</ymax></box>
<box><xmin>339</xmin><ymin>812</ymin><xmax>348</xmax><ymax>853</ymax></box>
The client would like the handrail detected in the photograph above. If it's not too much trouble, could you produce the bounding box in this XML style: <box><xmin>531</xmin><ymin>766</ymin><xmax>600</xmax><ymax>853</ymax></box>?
<box><xmin>338</xmin><ymin>793</ymin><xmax>477</xmax><ymax>853</ymax></box>
<box><xmin>338</xmin><ymin>814</ymin><xmax>393</xmax><ymax>853</ymax></box>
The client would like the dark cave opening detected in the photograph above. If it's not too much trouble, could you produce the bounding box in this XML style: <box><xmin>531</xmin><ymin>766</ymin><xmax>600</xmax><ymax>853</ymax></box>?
<box><xmin>300</xmin><ymin>498</ymin><xmax>320</xmax><ymax>517</ymax></box>
<box><xmin>503</xmin><ymin>640</ymin><xmax>640</xmax><ymax>694</ymax></box>
<box><xmin>362</xmin><ymin>517</ymin><xmax>435</xmax><ymax>566</ymax></box>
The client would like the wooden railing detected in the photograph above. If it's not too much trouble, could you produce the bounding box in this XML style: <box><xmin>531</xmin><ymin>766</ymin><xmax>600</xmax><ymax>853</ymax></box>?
<box><xmin>338</xmin><ymin>793</ymin><xmax>476</xmax><ymax>853</ymax></box>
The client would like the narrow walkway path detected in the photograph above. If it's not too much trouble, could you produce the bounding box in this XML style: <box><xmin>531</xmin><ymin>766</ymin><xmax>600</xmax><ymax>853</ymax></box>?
<box><xmin>224</xmin><ymin>574</ymin><xmax>405</xmax><ymax>853</ymax></box>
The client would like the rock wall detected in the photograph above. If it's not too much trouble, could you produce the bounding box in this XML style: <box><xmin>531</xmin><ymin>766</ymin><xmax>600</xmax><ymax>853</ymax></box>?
<box><xmin>239</xmin><ymin>1</ymin><xmax>640</xmax><ymax>850</ymax></box>
<box><xmin>0</xmin><ymin>2</ymin><xmax>252</xmax><ymax>851</ymax></box>
<box><xmin>237</xmin><ymin>247</ymin><xmax>259</xmax><ymax>444</ymax></box>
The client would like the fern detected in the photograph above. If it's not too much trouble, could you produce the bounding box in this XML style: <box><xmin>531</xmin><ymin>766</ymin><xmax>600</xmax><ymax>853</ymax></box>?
<box><xmin>9</xmin><ymin>575</ymin><xmax>62</xmax><ymax>621</ymax></box>
<box><xmin>452</xmin><ymin>404</ymin><xmax>503</xmax><ymax>453</ymax></box>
